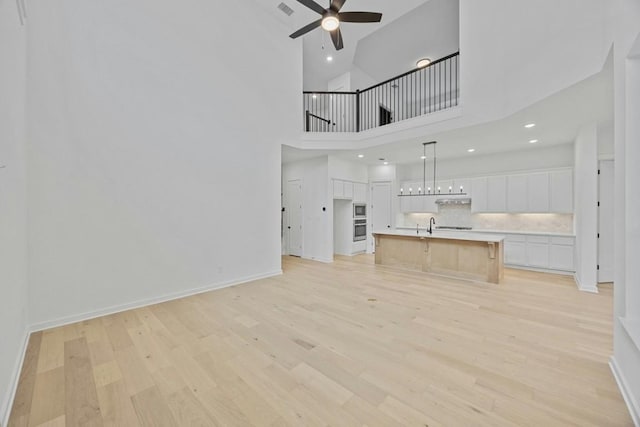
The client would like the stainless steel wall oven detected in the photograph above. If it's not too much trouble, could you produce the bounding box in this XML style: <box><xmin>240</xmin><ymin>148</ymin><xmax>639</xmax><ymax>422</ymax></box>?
<box><xmin>353</xmin><ymin>219</ymin><xmax>367</xmax><ymax>241</ymax></box>
<box><xmin>353</xmin><ymin>203</ymin><xmax>366</xmax><ymax>218</ymax></box>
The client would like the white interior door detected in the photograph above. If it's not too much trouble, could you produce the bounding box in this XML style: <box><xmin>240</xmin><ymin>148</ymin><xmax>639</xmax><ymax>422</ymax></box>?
<box><xmin>598</xmin><ymin>160</ymin><xmax>614</xmax><ymax>282</ymax></box>
<box><xmin>287</xmin><ymin>180</ymin><xmax>303</xmax><ymax>257</ymax></box>
<box><xmin>371</xmin><ymin>182</ymin><xmax>392</xmax><ymax>252</ymax></box>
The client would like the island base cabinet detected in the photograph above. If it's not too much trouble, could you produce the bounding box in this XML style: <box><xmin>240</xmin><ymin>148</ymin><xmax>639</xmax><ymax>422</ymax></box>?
<box><xmin>374</xmin><ymin>233</ymin><xmax>504</xmax><ymax>284</ymax></box>
<box><xmin>429</xmin><ymin>239</ymin><xmax>504</xmax><ymax>284</ymax></box>
<box><xmin>374</xmin><ymin>234</ymin><xmax>427</xmax><ymax>271</ymax></box>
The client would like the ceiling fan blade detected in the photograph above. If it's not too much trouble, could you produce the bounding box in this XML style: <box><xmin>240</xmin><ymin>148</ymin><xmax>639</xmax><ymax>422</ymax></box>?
<box><xmin>338</xmin><ymin>11</ymin><xmax>383</xmax><ymax>23</ymax></box>
<box><xmin>330</xmin><ymin>0</ymin><xmax>346</xmax><ymax>12</ymax></box>
<box><xmin>296</xmin><ymin>0</ymin><xmax>326</xmax><ymax>15</ymax></box>
<box><xmin>330</xmin><ymin>28</ymin><xmax>344</xmax><ymax>51</ymax></box>
<box><xmin>289</xmin><ymin>19</ymin><xmax>322</xmax><ymax>38</ymax></box>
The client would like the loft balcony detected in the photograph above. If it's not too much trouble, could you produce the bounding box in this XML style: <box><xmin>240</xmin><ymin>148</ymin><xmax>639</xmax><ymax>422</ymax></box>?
<box><xmin>303</xmin><ymin>52</ymin><xmax>459</xmax><ymax>133</ymax></box>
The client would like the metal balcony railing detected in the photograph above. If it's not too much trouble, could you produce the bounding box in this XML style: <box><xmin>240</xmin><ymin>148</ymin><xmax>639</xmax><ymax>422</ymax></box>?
<box><xmin>303</xmin><ymin>52</ymin><xmax>459</xmax><ymax>133</ymax></box>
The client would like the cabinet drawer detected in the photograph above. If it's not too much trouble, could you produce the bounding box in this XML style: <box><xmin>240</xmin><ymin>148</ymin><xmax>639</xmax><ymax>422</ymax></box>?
<box><xmin>551</xmin><ymin>236</ymin><xmax>574</xmax><ymax>245</ymax></box>
<box><xmin>527</xmin><ymin>235</ymin><xmax>550</xmax><ymax>244</ymax></box>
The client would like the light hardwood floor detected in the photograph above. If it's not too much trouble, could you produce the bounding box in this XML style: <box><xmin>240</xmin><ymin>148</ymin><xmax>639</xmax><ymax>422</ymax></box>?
<box><xmin>8</xmin><ymin>255</ymin><xmax>632</xmax><ymax>426</ymax></box>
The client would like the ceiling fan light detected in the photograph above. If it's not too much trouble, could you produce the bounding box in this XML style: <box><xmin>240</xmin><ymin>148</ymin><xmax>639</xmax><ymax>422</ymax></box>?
<box><xmin>321</xmin><ymin>15</ymin><xmax>340</xmax><ymax>31</ymax></box>
<box><xmin>416</xmin><ymin>58</ymin><xmax>431</xmax><ymax>68</ymax></box>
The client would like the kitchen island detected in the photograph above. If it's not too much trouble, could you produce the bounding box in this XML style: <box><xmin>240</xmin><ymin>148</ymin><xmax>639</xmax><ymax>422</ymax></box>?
<box><xmin>372</xmin><ymin>230</ymin><xmax>505</xmax><ymax>284</ymax></box>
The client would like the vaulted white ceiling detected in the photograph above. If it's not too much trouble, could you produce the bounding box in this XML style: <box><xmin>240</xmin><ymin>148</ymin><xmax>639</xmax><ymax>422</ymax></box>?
<box><xmin>256</xmin><ymin>0</ymin><xmax>435</xmax><ymax>88</ymax></box>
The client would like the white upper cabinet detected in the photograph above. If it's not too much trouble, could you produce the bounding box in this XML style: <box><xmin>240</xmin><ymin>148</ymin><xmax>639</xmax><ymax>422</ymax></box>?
<box><xmin>436</xmin><ymin>180</ymin><xmax>454</xmax><ymax>196</ymax></box>
<box><xmin>333</xmin><ymin>179</ymin><xmax>362</xmax><ymax>200</ymax></box>
<box><xmin>343</xmin><ymin>181</ymin><xmax>353</xmax><ymax>199</ymax></box>
<box><xmin>353</xmin><ymin>183</ymin><xmax>367</xmax><ymax>202</ymax></box>
<box><xmin>487</xmin><ymin>176</ymin><xmax>507</xmax><ymax>212</ymax></box>
<box><xmin>454</xmin><ymin>178</ymin><xmax>471</xmax><ymax>196</ymax></box>
<box><xmin>470</xmin><ymin>177</ymin><xmax>488</xmax><ymax>212</ymax></box>
<box><xmin>333</xmin><ymin>180</ymin><xmax>344</xmax><ymax>198</ymax></box>
<box><xmin>528</xmin><ymin>172</ymin><xmax>550</xmax><ymax>212</ymax></box>
<box><xmin>507</xmin><ymin>175</ymin><xmax>528</xmax><ymax>212</ymax></box>
<box><xmin>550</xmin><ymin>170</ymin><xmax>573</xmax><ymax>213</ymax></box>
<box><xmin>399</xmin><ymin>181</ymin><xmax>438</xmax><ymax>213</ymax></box>
<box><xmin>399</xmin><ymin>168</ymin><xmax>572</xmax><ymax>214</ymax></box>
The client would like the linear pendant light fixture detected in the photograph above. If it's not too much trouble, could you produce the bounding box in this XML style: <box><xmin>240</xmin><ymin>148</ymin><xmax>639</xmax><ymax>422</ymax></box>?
<box><xmin>398</xmin><ymin>141</ymin><xmax>467</xmax><ymax>197</ymax></box>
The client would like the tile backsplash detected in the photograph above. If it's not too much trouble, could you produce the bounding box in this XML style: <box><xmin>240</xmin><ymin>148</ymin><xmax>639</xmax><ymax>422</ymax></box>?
<box><xmin>399</xmin><ymin>205</ymin><xmax>574</xmax><ymax>234</ymax></box>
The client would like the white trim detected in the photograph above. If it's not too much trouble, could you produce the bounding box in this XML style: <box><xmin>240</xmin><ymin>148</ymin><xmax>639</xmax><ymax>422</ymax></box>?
<box><xmin>1</xmin><ymin>329</ymin><xmax>31</xmax><ymax>427</ymax></box>
<box><xmin>505</xmin><ymin>264</ymin><xmax>575</xmax><ymax>276</ymax></box>
<box><xmin>29</xmin><ymin>270</ymin><xmax>282</xmax><ymax>332</ymax></box>
<box><xmin>610</xmin><ymin>356</ymin><xmax>640</xmax><ymax>426</ymax></box>
<box><xmin>573</xmin><ymin>273</ymin><xmax>599</xmax><ymax>293</ymax></box>
<box><xmin>302</xmin><ymin>256</ymin><xmax>333</xmax><ymax>264</ymax></box>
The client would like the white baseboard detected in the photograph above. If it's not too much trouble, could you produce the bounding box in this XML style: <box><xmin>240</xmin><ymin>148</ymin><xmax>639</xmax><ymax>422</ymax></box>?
<box><xmin>302</xmin><ymin>256</ymin><xmax>333</xmax><ymax>264</ymax></box>
<box><xmin>573</xmin><ymin>274</ymin><xmax>599</xmax><ymax>294</ymax></box>
<box><xmin>29</xmin><ymin>270</ymin><xmax>283</xmax><ymax>332</ymax></box>
<box><xmin>1</xmin><ymin>329</ymin><xmax>31</xmax><ymax>427</ymax></box>
<box><xmin>573</xmin><ymin>273</ymin><xmax>599</xmax><ymax>293</ymax></box>
<box><xmin>505</xmin><ymin>264</ymin><xmax>575</xmax><ymax>276</ymax></box>
<box><xmin>610</xmin><ymin>356</ymin><xmax>640</xmax><ymax>426</ymax></box>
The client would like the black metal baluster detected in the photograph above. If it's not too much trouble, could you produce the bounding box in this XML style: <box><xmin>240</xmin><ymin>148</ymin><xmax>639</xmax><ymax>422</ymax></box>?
<box><xmin>456</xmin><ymin>55</ymin><xmax>459</xmax><ymax>105</ymax></box>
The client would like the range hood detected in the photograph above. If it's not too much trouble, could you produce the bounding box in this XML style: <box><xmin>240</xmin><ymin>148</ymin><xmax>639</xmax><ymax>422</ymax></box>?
<box><xmin>435</xmin><ymin>197</ymin><xmax>472</xmax><ymax>205</ymax></box>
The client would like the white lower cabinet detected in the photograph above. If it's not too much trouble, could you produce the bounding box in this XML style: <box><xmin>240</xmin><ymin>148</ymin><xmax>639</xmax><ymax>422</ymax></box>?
<box><xmin>549</xmin><ymin>237</ymin><xmax>575</xmax><ymax>271</ymax></box>
<box><xmin>503</xmin><ymin>234</ymin><xmax>574</xmax><ymax>273</ymax></box>
<box><xmin>526</xmin><ymin>239</ymin><xmax>550</xmax><ymax>268</ymax></box>
<box><xmin>504</xmin><ymin>235</ymin><xmax>526</xmax><ymax>265</ymax></box>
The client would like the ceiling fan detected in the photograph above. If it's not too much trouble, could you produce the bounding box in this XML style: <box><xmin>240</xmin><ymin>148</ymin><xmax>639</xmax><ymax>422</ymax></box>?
<box><xmin>289</xmin><ymin>0</ymin><xmax>383</xmax><ymax>51</ymax></box>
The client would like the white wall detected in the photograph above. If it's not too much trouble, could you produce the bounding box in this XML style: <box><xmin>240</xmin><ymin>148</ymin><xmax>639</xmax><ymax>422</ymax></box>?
<box><xmin>0</xmin><ymin>1</ymin><xmax>29</xmax><ymax>422</ymax></box>
<box><xmin>328</xmin><ymin>156</ymin><xmax>368</xmax><ymax>183</ymax></box>
<box><xmin>26</xmin><ymin>0</ymin><xmax>301</xmax><ymax>328</ymax></box>
<box><xmin>598</xmin><ymin>120</ymin><xmax>615</xmax><ymax>158</ymax></box>
<box><xmin>350</xmin><ymin>65</ymin><xmax>377</xmax><ymax>91</ymax></box>
<box><xmin>353</xmin><ymin>0</ymin><xmax>459</xmax><ymax>83</ymax></box>
<box><xmin>460</xmin><ymin>0</ymin><xmax>610</xmax><ymax>122</ymax></box>
<box><xmin>612</xmin><ymin>0</ymin><xmax>640</xmax><ymax>422</ymax></box>
<box><xmin>282</xmin><ymin>156</ymin><xmax>332</xmax><ymax>262</ymax></box>
<box><xmin>328</xmin><ymin>72</ymin><xmax>351</xmax><ymax>92</ymax></box>
<box><xmin>573</xmin><ymin>124</ymin><xmax>599</xmax><ymax>293</ymax></box>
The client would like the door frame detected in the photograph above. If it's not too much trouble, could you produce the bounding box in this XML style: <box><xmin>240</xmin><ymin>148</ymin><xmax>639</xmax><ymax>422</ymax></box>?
<box><xmin>286</xmin><ymin>179</ymin><xmax>303</xmax><ymax>257</ymax></box>
<box><xmin>597</xmin><ymin>159</ymin><xmax>614</xmax><ymax>282</ymax></box>
<box><xmin>369</xmin><ymin>180</ymin><xmax>393</xmax><ymax>253</ymax></box>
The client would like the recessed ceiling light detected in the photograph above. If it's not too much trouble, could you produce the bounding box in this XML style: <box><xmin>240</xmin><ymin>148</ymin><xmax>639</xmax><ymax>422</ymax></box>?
<box><xmin>416</xmin><ymin>58</ymin><xmax>431</xmax><ymax>68</ymax></box>
<box><xmin>529</xmin><ymin>139</ymin><xmax>538</xmax><ymax>144</ymax></box>
<box><xmin>326</xmin><ymin>56</ymin><xmax>333</xmax><ymax>62</ymax></box>
<box><xmin>357</xmin><ymin>154</ymin><xmax>364</xmax><ymax>158</ymax></box>
<box><xmin>467</xmin><ymin>148</ymin><xmax>475</xmax><ymax>153</ymax></box>
<box><xmin>524</xmin><ymin>123</ymin><xmax>536</xmax><ymax>128</ymax></box>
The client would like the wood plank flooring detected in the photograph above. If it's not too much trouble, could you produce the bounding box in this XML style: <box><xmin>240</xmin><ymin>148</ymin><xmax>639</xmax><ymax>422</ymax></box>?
<box><xmin>8</xmin><ymin>255</ymin><xmax>633</xmax><ymax>426</ymax></box>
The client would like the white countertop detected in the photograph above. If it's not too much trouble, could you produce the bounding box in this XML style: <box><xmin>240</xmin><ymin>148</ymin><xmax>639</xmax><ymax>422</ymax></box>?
<box><xmin>396</xmin><ymin>226</ymin><xmax>575</xmax><ymax>238</ymax></box>
<box><xmin>373</xmin><ymin>229</ymin><xmax>505</xmax><ymax>243</ymax></box>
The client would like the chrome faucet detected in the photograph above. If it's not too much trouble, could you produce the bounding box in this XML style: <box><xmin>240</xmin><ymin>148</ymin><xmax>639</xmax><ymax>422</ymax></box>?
<box><xmin>427</xmin><ymin>217</ymin><xmax>436</xmax><ymax>234</ymax></box>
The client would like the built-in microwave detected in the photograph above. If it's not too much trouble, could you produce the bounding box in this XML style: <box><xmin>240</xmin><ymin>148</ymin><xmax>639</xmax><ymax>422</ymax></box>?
<box><xmin>353</xmin><ymin>203</ymin><xmax>366</xmax><ymax>218</ymax></box>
